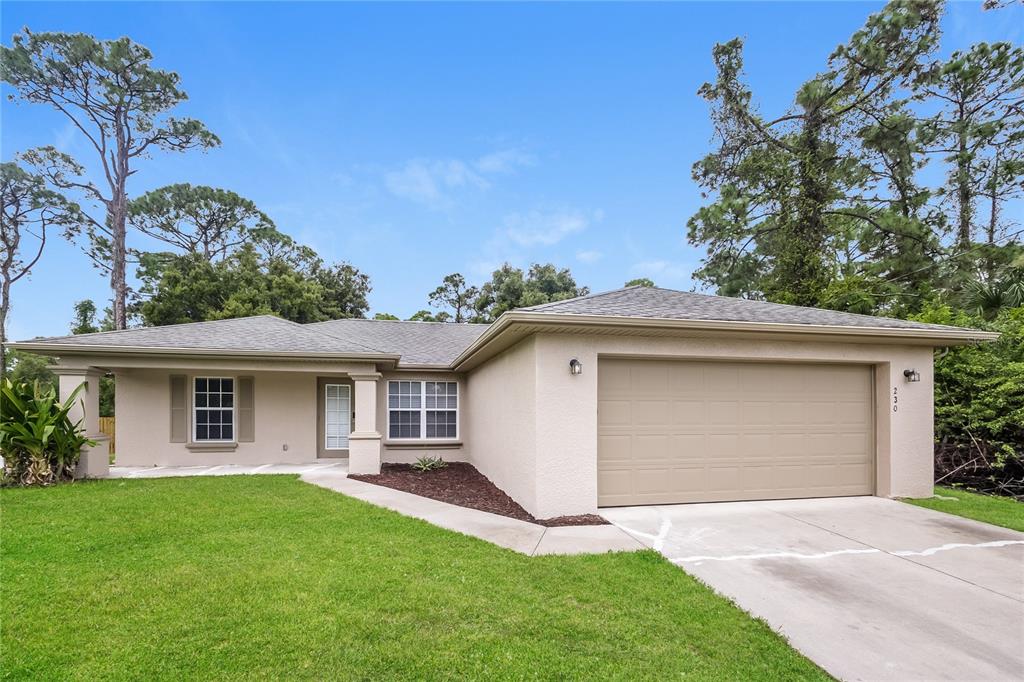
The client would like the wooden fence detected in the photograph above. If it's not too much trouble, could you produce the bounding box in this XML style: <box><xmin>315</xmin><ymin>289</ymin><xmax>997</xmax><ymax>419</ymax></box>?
<box><xmin>99</xmin><ymin>416</ymin><xmax>115</xmax><ymax>455</ymax></box>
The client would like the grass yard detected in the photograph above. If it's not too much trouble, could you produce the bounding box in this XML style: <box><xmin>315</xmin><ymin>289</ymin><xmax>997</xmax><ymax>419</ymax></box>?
<box><xmin>0</xmin><ymin>476</ymin><xmax>826</xmax><ymax>681</ymax></box>
<box><xmin>905</xmin><ymin>486</ymin><xmax>1024</xmax><ymax>532</ymax></box>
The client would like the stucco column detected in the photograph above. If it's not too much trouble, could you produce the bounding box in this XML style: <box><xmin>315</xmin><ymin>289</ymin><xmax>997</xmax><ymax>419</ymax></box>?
<box><xmin>348</xmin><ymin>372</ymin><xmax>382</xmax><ymax>475</ymax></box>
<box><xmin>54</xmin><ymin>366</ymin><xmax>110</xmax><ymax>479</ymax></box>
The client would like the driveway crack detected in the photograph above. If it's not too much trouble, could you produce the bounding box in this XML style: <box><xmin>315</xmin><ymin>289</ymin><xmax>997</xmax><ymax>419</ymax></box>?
<box><xmin>772</xmin><ymin>508</ymin><xmax>1023</xmax><ymax>603</ymax></box>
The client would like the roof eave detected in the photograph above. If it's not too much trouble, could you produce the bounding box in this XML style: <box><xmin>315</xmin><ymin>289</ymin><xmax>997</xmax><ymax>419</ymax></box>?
<box><xmin>451</xmin><ymin>311</ymin><xmax>1000</xmax><ymax>370</ymax></box>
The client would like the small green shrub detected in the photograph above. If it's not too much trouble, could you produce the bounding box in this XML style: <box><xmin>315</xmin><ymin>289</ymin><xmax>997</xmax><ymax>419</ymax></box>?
<box><xmin>411</xmin><ymin>456</ymin><xmax>447</xmax><ymax>472</ymax></box>
<box><xmin>0</xmin><ymin>378</ymin><xmax>94</xmax><ymax>486</ymax></box>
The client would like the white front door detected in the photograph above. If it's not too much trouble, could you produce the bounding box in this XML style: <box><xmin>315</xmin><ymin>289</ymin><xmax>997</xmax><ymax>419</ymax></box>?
<box><xmin>325</xmin><ymin>384</ymin><xmax>351</xmax><ymax>450</ymax></box>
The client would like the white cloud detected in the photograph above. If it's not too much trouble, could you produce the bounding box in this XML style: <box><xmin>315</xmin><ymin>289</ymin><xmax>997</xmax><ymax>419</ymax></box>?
<box><xmin>383</xmin><ymin>148</ymin><xmax>534</xmax><ymax>209</ymax></box>
<box><xmin>474</xmin><ymin>149</ymin><xmax>535</xmax><ymax>174</ymax></box>
<box><xmin>384</xmin><ymin>159</ymin><xmax>489</xmax><ymax>208</ymax></box>
<box><xmin>576</xmin><ymin>249</ymin><xmax>604</xmax><ymax>263</ymax></box>
<box><xmin>504</xmin><ymin>208</ymin><xmax>599</xmax><ymax>247</ymax></box>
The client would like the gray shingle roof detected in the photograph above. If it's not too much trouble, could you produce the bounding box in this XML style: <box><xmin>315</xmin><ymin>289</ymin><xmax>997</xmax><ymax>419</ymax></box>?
<box><xmin>25</xmin><ymin>315</ymin><xmax>384</xmax><ymax>355</ymax></box>
<box><xmin>307</xmin><ymin>319</ymin><xmax>489</xmax><ymax>366</ymax></box>
<box><xmin>519</xmin><ymin>286</ymin><xmax>972</xmax><ymax>332</ymax></box>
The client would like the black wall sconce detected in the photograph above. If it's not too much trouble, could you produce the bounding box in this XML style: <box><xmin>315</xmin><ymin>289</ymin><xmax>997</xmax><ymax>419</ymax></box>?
<box><xmin>903</xmin><ymin>369</ymin><xmax>921</xmax><ymax>383</ymax></box>
<box><xmin>569</xmin><ymin>358</ymin><xmax>583</xmax><ymax>376</ymax></box>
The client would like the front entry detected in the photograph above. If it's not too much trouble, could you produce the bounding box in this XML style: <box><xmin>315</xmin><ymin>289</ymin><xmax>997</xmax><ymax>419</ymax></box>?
<box><xmin>317</xmin><ymin>377</ymin><xmax>352</xmax><ymax>458</ymax></box>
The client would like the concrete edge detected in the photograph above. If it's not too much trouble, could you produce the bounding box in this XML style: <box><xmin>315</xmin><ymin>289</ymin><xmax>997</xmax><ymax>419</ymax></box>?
<box><xmin>300</xmin><ymin>472</ymin><xmax>644</xmax><ymax>556</ymax></box>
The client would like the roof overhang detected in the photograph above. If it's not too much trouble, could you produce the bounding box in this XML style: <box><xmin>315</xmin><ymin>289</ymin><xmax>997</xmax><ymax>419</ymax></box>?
<box><xmin>451</xmin><ymin>311</ymin><xmax>1000</xmax><ymax>371</ymax></box>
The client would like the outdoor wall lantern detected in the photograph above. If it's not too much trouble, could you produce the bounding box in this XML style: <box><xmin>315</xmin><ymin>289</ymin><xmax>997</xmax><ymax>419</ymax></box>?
<box><xmin>903</xmin><ymin>369</ymin><xmax>921</xmax><ymax>383</ymax></box>
<box><xmin>569</xmin><ymin>358</ymin><xmax>583</xmax><ymax>376</ymax></box>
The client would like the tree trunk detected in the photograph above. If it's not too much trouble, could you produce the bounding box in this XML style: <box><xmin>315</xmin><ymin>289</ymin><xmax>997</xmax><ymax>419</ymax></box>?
<box><xmin>109</xmin><ymin>196</ymin><xmax>128</xmax><ymax>330</ymax></box>
<box><xmin>955</xmin><ymin>127</ymin><xmax>973</xmax><ymax>251</ymax></box>
<box><xmin>1</xmin><ymin>278</ymin><xmax>10</xmax><ymax>376</ymax></box>
<box><xmin>782</xmin><ymin>115</ymin><xmax>829</xmax><ymax>308</ymax></box>
<box><xmin>111</xmin><ymin>116</ymin><xmax>130</xmax><ymax>330</ymax></box>
<box><xmin>985</xmin><ymin>151</ymin><xmax>1000</xmax><ymax>281</ymax></box>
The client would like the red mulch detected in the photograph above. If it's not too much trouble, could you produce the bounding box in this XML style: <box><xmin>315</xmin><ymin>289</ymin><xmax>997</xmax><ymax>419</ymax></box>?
<box><xmin>350</xmin><ymin>462</ymin><xmax>609</xmax><ymax>527</ymax></box>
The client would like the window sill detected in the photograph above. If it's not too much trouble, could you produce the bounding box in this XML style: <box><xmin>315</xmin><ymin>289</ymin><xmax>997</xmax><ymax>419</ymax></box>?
<box><xmin>186</xmin><ymin>441</ymin><xmax>239</xmax><ymax>453</ymax></box>
<box><xmin>384</xmin><ymin>440</ymin><xmax>462</xmax><ymax>450</ymax></box>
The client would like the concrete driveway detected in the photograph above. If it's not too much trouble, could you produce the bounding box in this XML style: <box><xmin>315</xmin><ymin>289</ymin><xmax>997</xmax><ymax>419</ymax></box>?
<box><xmin>603</xmin><ymin>496</ymin><xmax>1024</xmax><ymax>681</ymax></box>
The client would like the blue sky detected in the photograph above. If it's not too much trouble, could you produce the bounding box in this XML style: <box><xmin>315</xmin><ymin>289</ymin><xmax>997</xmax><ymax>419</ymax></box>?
<box><xmin>3</xmin><ymin>1</ymin><xmax>1021</xmax><ymax>340</ymax></box>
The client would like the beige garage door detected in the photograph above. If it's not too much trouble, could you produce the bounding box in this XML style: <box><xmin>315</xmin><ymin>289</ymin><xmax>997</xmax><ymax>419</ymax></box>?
<box><xmin>598</xmin><ymin>359</ymin><xmax>874</xmax><ymax>506</ymax></box>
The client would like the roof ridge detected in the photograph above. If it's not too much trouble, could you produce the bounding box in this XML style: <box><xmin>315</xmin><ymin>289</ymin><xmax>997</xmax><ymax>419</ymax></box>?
<box><xmin>519</xmin><ymin>286</ymin><xmax>632</xmax><ymax>312</ymax></box>
<box><xmin>301</xmin><ymin>322</ymin><xmax>388</xmax><ymax>353</ymax></box>
<box><xmin>309</xmin><ymin>318</ymin><xmax>491</xmax><ymax>327</ymax></box>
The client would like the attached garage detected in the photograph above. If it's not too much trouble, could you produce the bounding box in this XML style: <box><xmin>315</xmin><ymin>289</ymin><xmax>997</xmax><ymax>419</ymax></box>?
<box><xmin>597</xmin><ymin>358</ymin><xmax>875</xmax><ymax>506</ymax></box>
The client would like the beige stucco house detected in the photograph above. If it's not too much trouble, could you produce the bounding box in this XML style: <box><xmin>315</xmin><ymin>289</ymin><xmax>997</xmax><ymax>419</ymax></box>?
<box><xmin>12</xmin><ymin>286</ymin><xmax>997</xmax><ymax>519</ymax></box>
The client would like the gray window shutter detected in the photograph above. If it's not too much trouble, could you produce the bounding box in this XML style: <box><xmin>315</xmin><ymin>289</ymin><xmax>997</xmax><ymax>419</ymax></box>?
<box><xmin>238</xmin><ymin>376</ymin><xmax>255</xmax><ymax>442</ymax></box>
<box><xmin>169</xmin><ymin>375</ymin><xmax>187</xmax><ymax>442</ymax></box>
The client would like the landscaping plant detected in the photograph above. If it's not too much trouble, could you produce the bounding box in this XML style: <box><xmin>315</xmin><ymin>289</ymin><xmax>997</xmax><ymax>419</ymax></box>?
<box><xmin>412</xmin><ymin>456</ymin><xmax>447</xmax><ymax>472</ymax></box>
<box><xmin>0</xmin><ymin>378</ymin><xmax>94</xmax><ymax>486</ymax></box>
<box><xmin>914</xmin><ymin>305</ymin><xmax>1024</xmax><ymax>498</ymax></box>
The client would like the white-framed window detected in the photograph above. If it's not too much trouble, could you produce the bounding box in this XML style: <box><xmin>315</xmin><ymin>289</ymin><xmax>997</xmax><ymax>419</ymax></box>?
<box><xmin>388</xmin><ymin>380</ymin><xmax>458</xmax><ymax>440</ymax></box>
<box><xmin>193</xmin><ymin>377</ymin><xmax>235</xmax><ymax>442</ymax></box>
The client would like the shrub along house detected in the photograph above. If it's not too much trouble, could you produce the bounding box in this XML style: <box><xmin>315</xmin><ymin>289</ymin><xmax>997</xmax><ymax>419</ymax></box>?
<box><xmin>11</xmin><ymin>286</ymin><xmax>997</xmax><ymax>518</ymax></box>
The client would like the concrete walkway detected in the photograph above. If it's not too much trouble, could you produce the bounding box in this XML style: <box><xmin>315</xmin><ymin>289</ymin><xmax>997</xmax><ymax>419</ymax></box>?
<box><xmin>605</xmin><ymin>496</ymin><xmax>1024</xmax><ymax>681</ymax></box>
<box><xmin>107</xmin><ymin>464</ymin><xmax>642</xmax><ymax>556</ymax></box>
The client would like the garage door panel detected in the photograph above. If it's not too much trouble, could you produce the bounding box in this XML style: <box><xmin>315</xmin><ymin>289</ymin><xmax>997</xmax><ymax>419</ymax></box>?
<box><xmin>597</xmin><ymin>434</ymin><xmax>632</xmax><ymax>463</ymax></box>
<box><xmin>598</xmin><ymin>359</ymin><xmax>874</xmax><ymax>506</ymax></box>
<box><xmin>635</xmin><ymin>400</ymin><xmax>672</xmax><ymax>425</ymax></box>
<box><xmin>598</xmin><ymin>399</ymin><xmax>631</xmax><ymax>426</ymax></box>
<box><xmin>673</xmin><ymin>400</ymin><xmax>706</xmax><ymax>424</ymax></box>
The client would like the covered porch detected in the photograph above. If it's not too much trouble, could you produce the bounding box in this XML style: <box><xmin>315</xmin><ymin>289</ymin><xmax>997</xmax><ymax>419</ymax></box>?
<box><xmin>55</xmin><ymin>356</ymin><xmax>387</xmax><ymax>477</ymax></box>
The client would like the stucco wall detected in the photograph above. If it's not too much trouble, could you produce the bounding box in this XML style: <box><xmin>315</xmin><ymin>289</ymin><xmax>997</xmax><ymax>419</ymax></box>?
<box><xmin>478</xmin><ymin>332</ymin><xmax>934</xmax><ymax>518</ymax></box>
<box><xmin>115</xmin><ymin>368</ymin><xmax>318</xmax><ymax>466</ymax></box>
<box><xmin>464</xmin><ymin>337</ymin><xmax>538</xmax><ymax>513</ymax></box>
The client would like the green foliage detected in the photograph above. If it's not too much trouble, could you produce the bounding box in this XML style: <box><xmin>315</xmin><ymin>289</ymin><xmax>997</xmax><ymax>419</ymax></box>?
<box><xmin>128</xmin><ymin>184</ymin><xmax>277</xmax><ymax>261</ymax></box>
<box><xmin>137</xmin><ymin>244</ymin><xmax>370</xmax><ymax>326</ymax></box>
<box><xmin>411</xmin><ymin>456</ymin><xmax>447</xmax><ymax>472</ymax></box>
<box><xmin>428</xmin><ymin>273</ymin><xmax>478</xmax><ymax>322</ymax></box>
<box><xmin>407</xmin><ymin>310</ymin><xmax>450</xmax><ymax>322</ymax></box>
<box><xmin>912</xmin><ymin>305</ymin><xmax>1024</xmax><ymax>493</ymax></box>
<box><xmin>625</xmin><ymin>278</ymin><xmax>656</xmax><ymax>288</ymax></box>
<box><xmin>373</xmin><ymin>312</ymin><xmax>399</xmax><ymax>321</ymax></box>
<box><xmin>471</xmin><ymin>263</ymin><xmax>588</xmax><ymax>322</ymax></box>
<box><xmin>1</xmin><ymin>29</ymin><xmax>220</xmax><ymax>328</ymax></box>
<box><xmin>689</xmin><ymin>1</ymin><xmax>943</xmax><ymax>308</ymax></box>
<box><xmin>1</xmin><ymin>159</ymin><xmax>86</xmax><ymax>372</ymax></box>
<box><xmin>916</xmin><ymin>41</ymin><xmax>1024</xmax><ymax>252</ymax></box>
<box><xmin>0</xmin><ymin>378</ymin><xmax>94</xmax><ymax>486</ymax></box>
<box><xmin>3</xmin><ymin>350</ymin><xmax>55</xmax><ymax>391</ymax></box>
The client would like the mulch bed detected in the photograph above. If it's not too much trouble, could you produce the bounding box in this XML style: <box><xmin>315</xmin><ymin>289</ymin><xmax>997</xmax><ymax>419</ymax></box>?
<box><xmin>350</xmin><ymin>462</ymin><xmax>609</xmax><ymax>527</ymax></box>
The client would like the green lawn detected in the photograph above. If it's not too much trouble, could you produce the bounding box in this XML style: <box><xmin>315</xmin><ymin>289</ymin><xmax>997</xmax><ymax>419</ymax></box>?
<box><xmin>1</xmin><ymin>476</ymin><xmax>825</xmax><ymax>680</ymax></box>
<box><xmin>905</xmin><ymin>486</ymin><xmax>1024</xmax><ymax>532</ymax></box>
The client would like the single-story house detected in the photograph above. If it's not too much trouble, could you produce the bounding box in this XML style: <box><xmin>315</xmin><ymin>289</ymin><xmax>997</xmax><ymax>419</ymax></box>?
<box><xmin>11</xmin><ymin>286</ymin><xmax>997</xmax><ymax>518</ymax></box>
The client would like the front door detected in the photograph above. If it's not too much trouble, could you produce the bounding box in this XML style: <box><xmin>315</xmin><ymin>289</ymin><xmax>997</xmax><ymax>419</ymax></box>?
<box><xmin>324</xmin><ymin>383</ymin><xmax>351</xmax><ymax>452</ymax></box>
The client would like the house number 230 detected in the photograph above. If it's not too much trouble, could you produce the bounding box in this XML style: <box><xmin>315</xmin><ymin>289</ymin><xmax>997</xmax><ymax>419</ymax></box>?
<box><xmin>892</xmin><ymin>386</ymin><xmax>898</xmax><ymax>412</ymax></box>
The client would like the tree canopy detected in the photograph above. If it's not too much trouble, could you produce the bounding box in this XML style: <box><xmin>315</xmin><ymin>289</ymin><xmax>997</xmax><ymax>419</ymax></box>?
<box><xmin>1</xmin><ymin>30</ymin><xmax>219</xmax><ymax>328</ymax></box>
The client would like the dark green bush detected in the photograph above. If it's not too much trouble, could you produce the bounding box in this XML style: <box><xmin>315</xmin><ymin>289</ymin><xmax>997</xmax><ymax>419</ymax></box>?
<box><xmin>913</xmin><ymin>305</ymin><xmax>1024</xmax><ymax>497</ymax></box>
<box><xmin>0</xmin><ymin>378</ymin><xmax>95</xmax><ymax>486</ymax></box>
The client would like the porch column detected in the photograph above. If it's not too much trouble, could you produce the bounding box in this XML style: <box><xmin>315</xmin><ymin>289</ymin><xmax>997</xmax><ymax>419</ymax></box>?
<box><xmin>54</xmin><ymin>366</ymin><xmax>110</xmax><ymax>479</ymax></box>
<box><xmin>348</xmin><ymin>372</ymin><xmax>382</xmax><ymax>475</ymax></box>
